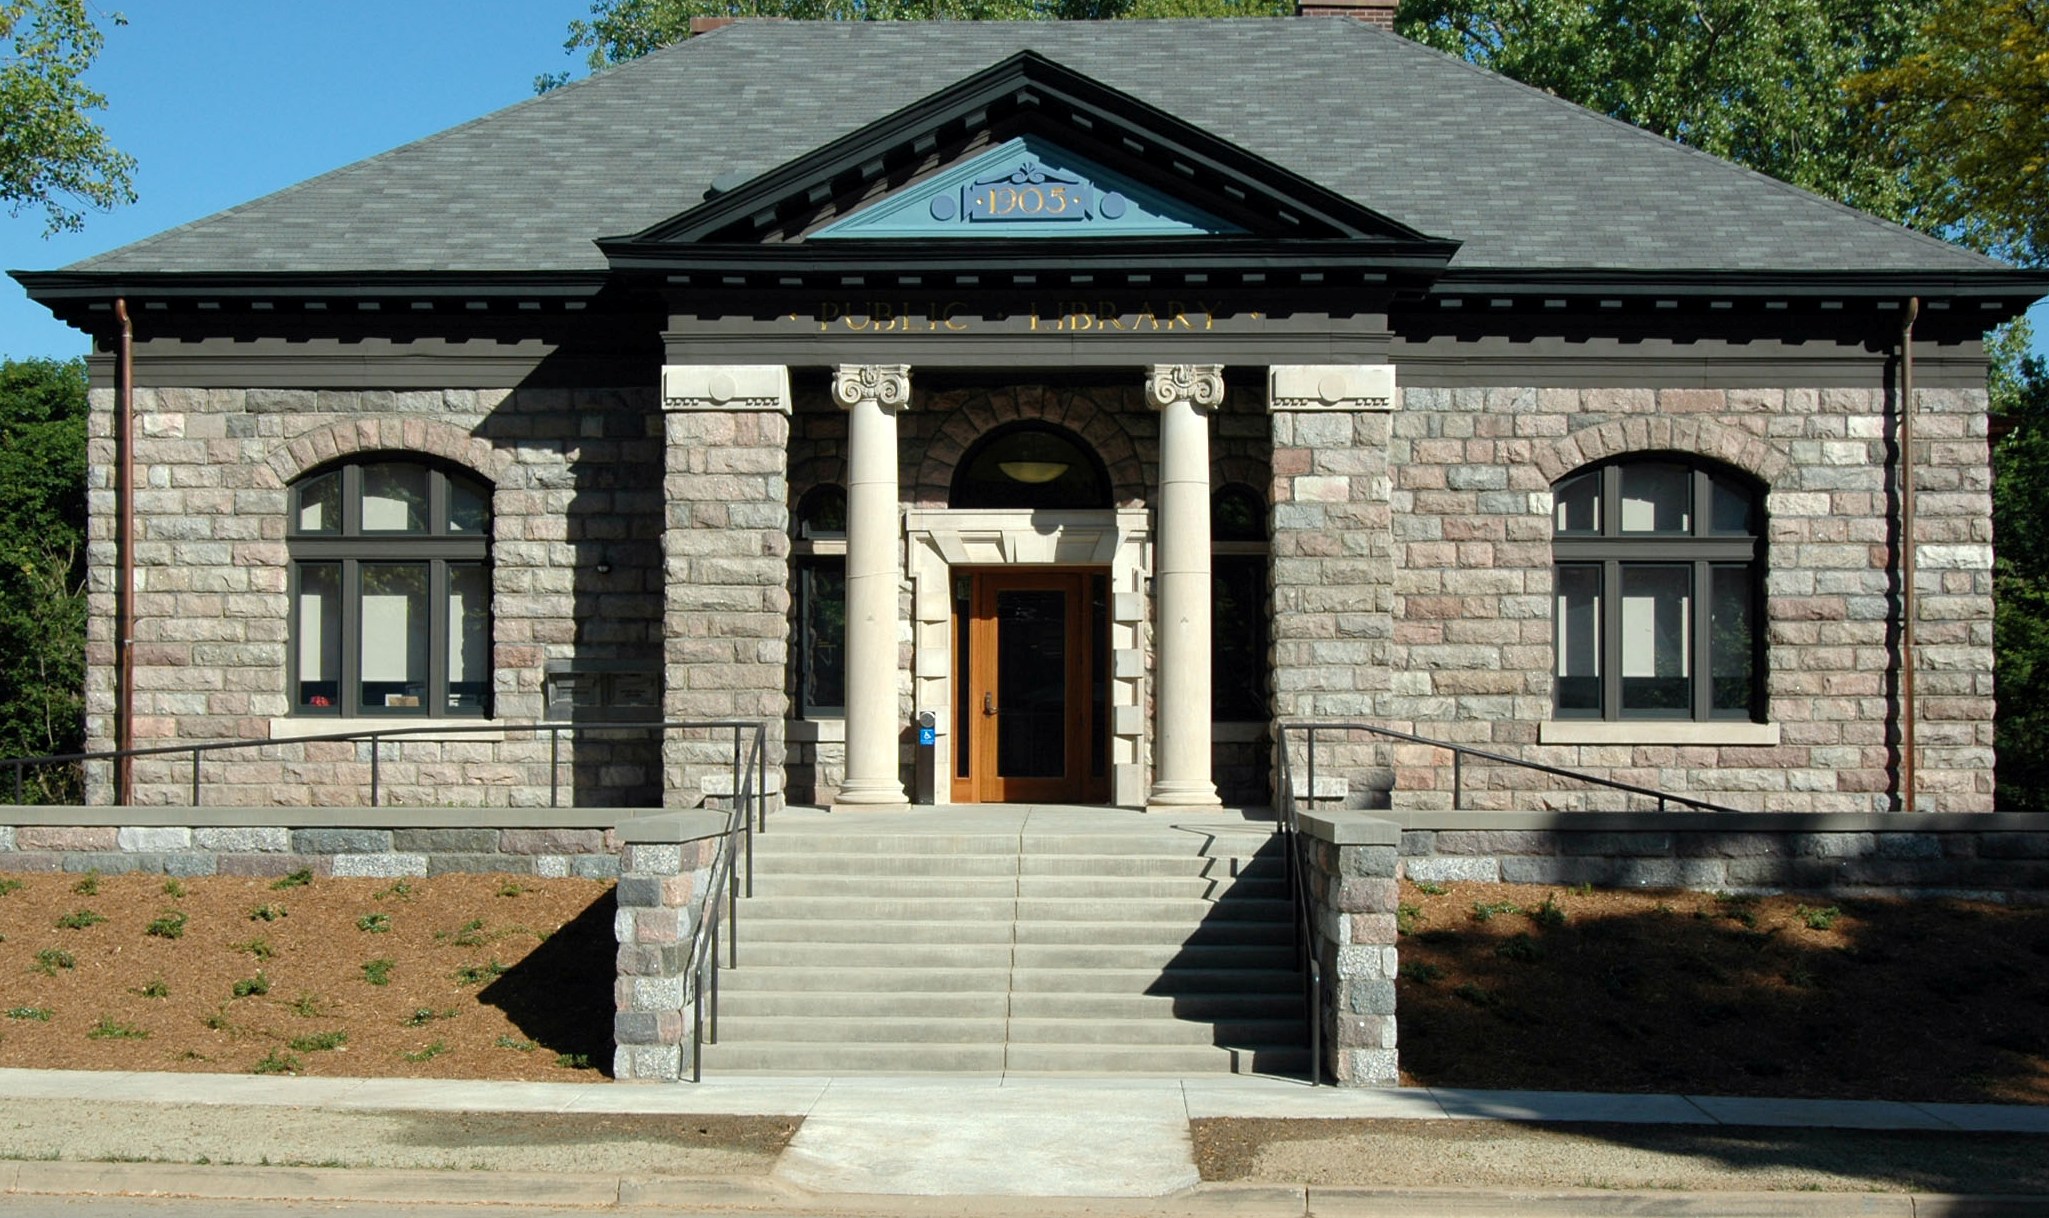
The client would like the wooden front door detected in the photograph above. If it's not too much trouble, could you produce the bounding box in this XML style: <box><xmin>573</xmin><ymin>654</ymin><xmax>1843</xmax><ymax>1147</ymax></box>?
<box><xmin>953</xmin><ymin>569</ymin><xmax>1108</xmax><ymax>804</ymax></box>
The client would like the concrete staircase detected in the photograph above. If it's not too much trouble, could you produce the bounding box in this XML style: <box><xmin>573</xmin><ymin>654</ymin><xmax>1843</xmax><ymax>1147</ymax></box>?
<box><xmin>699</xmin><ymin>813</ymin><xmax>1310</xmax><ymax>1075</ymax></box>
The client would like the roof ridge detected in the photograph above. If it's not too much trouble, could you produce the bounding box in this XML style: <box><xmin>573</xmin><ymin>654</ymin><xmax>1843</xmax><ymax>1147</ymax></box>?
<box><xmin>1346</xmin><ymin>19</ymin><xmax>2006</xmax><ymax>271</ymax></box>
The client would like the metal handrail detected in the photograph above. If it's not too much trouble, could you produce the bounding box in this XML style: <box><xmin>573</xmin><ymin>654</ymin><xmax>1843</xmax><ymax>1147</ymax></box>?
<box><xmin>1282</xmin><ymin>720</ymin><xmax>1744</xmax><ymax>815</ymax></box>
<box><xmin>686</xmin><ymin>720</ymin><xmax>767</xmax><ymax>1083</ymax></box>
<box><xmin>1273</xmin><ymin>735</ymin><xmax>1324</xmax><ymax>1087</ymax></box>
<box><xmin>0</xmin><ymin>718</ymin><xmax>771</xmax><ymax>810</ymax></box>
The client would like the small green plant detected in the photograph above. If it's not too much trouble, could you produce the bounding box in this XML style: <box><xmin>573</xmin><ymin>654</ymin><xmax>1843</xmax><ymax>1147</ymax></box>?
<box><xmin>402</xmin><ymin>1040</ymin><xmax>448</xmax><ymax>1063</ymax></box>
<box><xmin>287</xmin><ymin>993</ymin><xmax>328</xmax><ymax>1018</ymax></box>
<box><xmin>1784</xmin><ymin>963</ymin><xmax>1821</xmax><ymax>989</ymax></box>
<box><xmin>356</xmin><ymin>913</ymin><xmax>391</xmax><ymax>934</ymax></box>
<box><xmin>1413</xmin><ymin>880</ymin><xmax>1447</xmax><ymax>896</ymax></box>
<box><xmin>1496</xmin><ymin>933</ymin><xmax>1545</xmax><ymax>962</ymax></box>
<box><xmin>1529</xmin><ymin>895</ymin><xmax>1568</xmax><ymax>929</ymax></box>
<box><xmin>248</xmin><ymin>904</ymin><xmax>286</xmax><ymax>923</ymax></box>
<box><xmin>252</xmin><ymin>1050</ymin><xmax>302</xmax><ymax>1075</ymax></box>
<box><xmin>1396</xmin><ymin>902</ymin><xmax>1423</xmax><ymax>936</ymax></box>
<box><xmin>453</xmin><ymin>960</ymin><xmax>506</xmax><ymax>987</ymax></box>
<box><xmin>1470</xmin><ymin>900</ymin><xmax>1521</xmax><ymax>923</ymax></box>
<box><xmin>288</xmin><ymin>1030</ymin><xmax>347</xmax><ymax>1053</ymax></box>
<box><xmin>1398</xmin><ymin>961</ymin><xmax>1446</xmax><ymax>984</ymax></box>
<box><xmin>1452</xmin><ymin>982</ymin><xmax>1496</xmax><ymax>1008</ymax></box>
<box><xmin>374</xmin><ymin>881</ymin><xmax>414</xmax><ymax>902</ymax></box>
<box><xmin>6</xmin><ymin>1007</ymin><xmax>52</xmax><ymax>1021</ymax></box>
<box><xmin>231</xmin><ymin>972</ymin><xmax>271</xmax><ymax>999</ymax></box>
<box><xmin>232</xmin><ymin>937</ymin><xmax>276</xmax><ymax>960</ymax></box>
<box><xmin>404</xmin><ymin>1007</ymin><xmax>439</xmax><ymax>1026</ymax></box>
<box><xmin>0</xmin><ymin>878</ymin><xmax>26</xmax><ymax>896</ymax></box>
<box><xmin>32</xmin><ymin>948</ymin><xmax>74</xmax><ymax>975</ymax></box>
<box><xmin>1796</xmin><ymin>904</ymin><xmax>1842</xmax><ymax>931</ymax></box>
<box><xmin>134</xmin><ymin>978</ymin><xmax>171</xmax><ymax>999</ymax></box>
<box><xmin>146</xmin><ymin>911</ymin><xmax>187</xmax><ymax>940</ymax></box>
<box><xmin>494</xmin><ymin>1035</ymin><xmax>537</xmax><ymax>1052</ymax></box>
<box><xmin>71</xmin><ymin>871</ymin><xmax>99</xmax><ymax>896</ymax></box>
<box><xmin>439</xmin><ymin>919</ymin><xmax>488</xmax><ymax>947</ymax></box>
<box><xmin>1571</xmin><ymin>881</ymin><xmax>1594</xmax><ymax>897</ymax></box>
<box><xmin>271</xmin><ymin>868</ymin><xmax>313</xmax><ymax>890</ymax></box>
<box><xmin>55</xmin><ymin>908</ymin><xmax>105</xmax><ymax>930</ymax></box>
<box><xmin>555</xmin><ymin>1052</ymin><xmax>591</xmax><ymax>1070</ymax></box>
<box><xmin>361</xmin><ymin>958</ymin><xmax>396</xmax><ymax>986</ymax></box>
<box><xmin>160</xmin><ymin>878</ymin><xmax>186</xmax><ymax>899</ymax></box>
<box><xmin>87</xmin><ymin>1016</ymin><xmax>148</xmax><ymax>1041</ymax></box>
<box><xmin>496</xmin><ymin>882</ymin><xmax>527</xmax><ymax>898</ymax></box>
<box><xmin>1713</xmin><ymin>892</ymin><xmax>1760</xmax><ymax>928</ymax></box>
<box><xmin>202</xmin><ymin>1007</ymin><xmax>235</xmax><ymax>1032</ymax></box>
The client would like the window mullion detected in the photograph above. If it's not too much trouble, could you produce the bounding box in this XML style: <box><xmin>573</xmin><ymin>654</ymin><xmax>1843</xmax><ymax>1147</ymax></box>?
<box><xmin>1693</xmin><ymin>559</ymin><xmax>1711</xmax><ymax>721</ymax></box>
<box><xmin>429</xmin><ymin>560</ymin><xmax>449</xmax><ymax>717</ymax></box>
<box><xmin>340</xmin><ymin>560</ymin><xmax>361</xmax><ymax>717</ymax></box>
<box><xmin>1602</xmin><ymin>558</ymin><xmax>1621</xmax><ymax>720</ymax></box>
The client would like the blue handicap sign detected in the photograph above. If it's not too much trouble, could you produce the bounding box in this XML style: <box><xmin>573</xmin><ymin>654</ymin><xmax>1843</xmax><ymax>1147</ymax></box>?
<box><xmin>918</xmin><ymin>726</ymin><xmax>936</xmax><ymax>746</ymax></box>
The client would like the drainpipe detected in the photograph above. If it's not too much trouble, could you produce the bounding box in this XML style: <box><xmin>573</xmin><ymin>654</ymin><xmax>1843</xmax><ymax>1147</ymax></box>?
<box><xmin>1899</xmin><ymin>297</ymin><xmax>1920</xmax><ymax>813</ymax></box>
<box><xmin>114</xmin><ymin>298</ymin><xmax>135</xmax><ymax>806</ymax></box>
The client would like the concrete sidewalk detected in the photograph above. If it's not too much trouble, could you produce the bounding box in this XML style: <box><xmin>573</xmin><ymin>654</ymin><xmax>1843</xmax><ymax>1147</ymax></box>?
<box><xmin>1</xmin><ymin>1068</ymin><xmax>2044</xmax><ymax>1214</ymax></box>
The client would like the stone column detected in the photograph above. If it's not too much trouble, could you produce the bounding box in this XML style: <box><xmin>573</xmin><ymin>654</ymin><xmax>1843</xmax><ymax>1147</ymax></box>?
<box><xmin>659</xmin><ymin>365</ymin><xmax>791</xmax><ymax>810</ymax></box>
<box><xmin>833</xmin><ymin>364</ymin><xmax>911</xmax><ymax>807</ymax></box>
<box><xmin>1147</xmin><ymin>364</ymin><xmax>1224</xmax><ymax>808</ymax></box>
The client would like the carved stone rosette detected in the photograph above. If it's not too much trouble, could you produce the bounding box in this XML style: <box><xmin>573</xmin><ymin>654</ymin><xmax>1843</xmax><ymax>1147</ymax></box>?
<box><xmin>832</xmin><ymin>364</ymin><xmax>912</xmax><ymax>412</ymax></box>
<box><xmin>1145</xmin><ymin>363</ymin><xmax>1225</xmax><ymax>413</ymax></box>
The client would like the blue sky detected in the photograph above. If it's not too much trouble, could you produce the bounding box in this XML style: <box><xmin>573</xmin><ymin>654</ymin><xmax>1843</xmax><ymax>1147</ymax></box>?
<box><xmin>4</xmin><ymin>3</ymin><xmax>2045</xmax><ymax>362</ymax></box>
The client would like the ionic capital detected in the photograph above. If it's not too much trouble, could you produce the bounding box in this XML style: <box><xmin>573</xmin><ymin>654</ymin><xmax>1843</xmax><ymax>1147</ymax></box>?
<box><xmin>1146</xmin><ymin>364</ymin><xmax>1225</xmax><ymax>413</ymax></box>
<box><xmin>832</xmin><ymin>364</ymin><xmax>912</xmax><ymax>412</ymax></box>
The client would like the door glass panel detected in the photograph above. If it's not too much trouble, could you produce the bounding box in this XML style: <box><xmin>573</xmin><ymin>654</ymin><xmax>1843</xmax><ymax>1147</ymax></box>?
<box><xmin>1619</xmin><ymin>463</ymin><xmax>1690</xmax><ymax>533</ymax></box>
<box><xmin>1620</xmin><ymin>565</ymin><xmax>1691</xmax><ymax>713</ymax></box>
<box><xmin>1554</xmin><ymin>564</ymin><xmax>1600</xmax><ymax>714</ymax></box>
<box><xmin>996</xmin><ymin>589</ymin><xmax>1066</xmax><ymax>778</ymax></box>
<box><xmin>360</xmin><ymin>563</ymin><xmax>429</xmax><ymax>710</ymax></box>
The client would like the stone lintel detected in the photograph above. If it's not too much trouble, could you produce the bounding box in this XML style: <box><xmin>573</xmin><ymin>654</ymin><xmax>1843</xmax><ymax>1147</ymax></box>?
<box><xmin>1270</xmin><ymin>364</ymin><xmax>1396</xmax><ymax>411</ymax></box>
<box><xmin>661</xmin><ymin>365</ymin><xmax>791</xmax><ymax>412</ymax></box>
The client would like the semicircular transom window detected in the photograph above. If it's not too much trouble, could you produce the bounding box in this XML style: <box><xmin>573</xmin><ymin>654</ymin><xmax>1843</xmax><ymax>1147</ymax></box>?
<box><xmin>949</xmin><ymin>423</ymin><xmax>1111</xmax><ymax>510</ymax></box>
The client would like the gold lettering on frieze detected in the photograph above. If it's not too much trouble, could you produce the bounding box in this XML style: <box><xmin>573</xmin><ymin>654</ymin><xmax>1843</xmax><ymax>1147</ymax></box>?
<box><xmin>803</xmin><ymin>300</ymin><xmax>1221</xmax><ymax>334</ymax></box>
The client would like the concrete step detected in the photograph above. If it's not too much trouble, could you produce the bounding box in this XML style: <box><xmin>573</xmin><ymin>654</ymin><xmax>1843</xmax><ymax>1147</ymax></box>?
<box><xmin>1016</xmin><ymin>854</ymin><xmax>1285</xmax><ymax>879</ymax></box>
<box><xmin>1008</xmin><ymin>943</ymin><xmax>1288</xmax><ymax>971</ymax></box>
<box><xmin>1006</xmin><ymin>991</ymin><xmax>1301</xmax><ymax>1021</ymax></box>
<box><xmin>1004</xmin><ymin>1017</ymin><xmax>1304</xmax><ymax>1047</ymax></box>
<box><xmin>742</xmin><ymin>897</ymin><xmax>1019</xmax><ymax>921</ymax></box>
<box><xmin>712</xmin><ymin>1015</ymin><xmax>1011</xmax><ymax>1045</ymax></box>
<box><xmin>1014</xmin><ymin>876</ymin><xmax>1287</xmax><ymax>900</ymax></box>
<box><xmin>718</xmin><ymin>966</ymin><xmax>1012</xmax><ymax>993</ymax></box>
<box><xmin>1009</xmin><ymin>966</ymin><xmax>1305</xmax><ymax>995</ymax></box>
<box><xmin>742</xmin><ymin>895</ymin><xmax>1292</xmax><ymax>923</ymax></box>
<box><xmin>737</xmin><ymin>942</ymin><xmax>1014</xmax><ymax>970</ymax></box>
<box><xmin>1002</xmin><ymin>1043</ymin><xmax>1309</xmax><ymax>1075</ymax></box>
<box><xmin>719</xmin><ymin>990</ymin><xmax>1010</xmax><ymax>1019</ymax></box>
<box><xmin>696</xmin><ymin>1042</ymin><xmax>1008</xmax><ymax>1072</ymax></box>
<box><xmin>741</xmin><ymin>918</ymin><xmax>1016</xmax><ymax>945</ymax></box>
<box><xmin>752</xmin><ymin>853</ymin><xmax>1020</xmax><ymax>877</ymax></box>
<box><xmin>1014</xmin><ymin>896</ymin><xmax>1294</xmax><ymax>922</ymax></box>
<box><xmin>748</xmin><ymin>875</ymin><xmax>1021</xmax><ymax>898</ymax></box>
<box><xmin>743</xmin><ymin>874</ymin><xmax>1287</xmax><ymax>901</ymax></box>
<box><xmin>1011</xmin><ymin>919</ymin><xmax>1294</xmax><ymax>947</ymax></box>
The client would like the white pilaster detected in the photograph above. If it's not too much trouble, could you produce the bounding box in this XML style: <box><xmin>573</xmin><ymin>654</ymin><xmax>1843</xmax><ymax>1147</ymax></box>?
<box><xmin>1146</xmin><ymin>364</ymin><xmax>1224</xmax><ymax>808</ymax></box>
<box><xmin>832</xmin><ymin>364</ymin><xmax>911</xmax><ymax>807</ymax></box>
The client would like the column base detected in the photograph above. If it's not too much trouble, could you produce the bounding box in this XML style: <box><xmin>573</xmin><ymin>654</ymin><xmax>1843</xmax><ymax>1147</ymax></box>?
<box><xmin>1145</xmin><ymin>780</ymin><xmax>1222</xmax><ymax>808</ymax></box>
<box><xmin>833</xmin><ymin>779</ymin><xmax>910</xmax><ymax>808</ymax></box>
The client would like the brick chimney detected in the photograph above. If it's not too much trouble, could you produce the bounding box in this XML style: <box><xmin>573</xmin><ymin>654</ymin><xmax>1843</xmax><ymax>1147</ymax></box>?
<box><xmin>1296</xmin><ymin>0</ymin><xmax>1397</xmax><ymax>27</ymax></box>
<box><xmin>688</xmin><ymin>16</ymin><xmax>736</xmax><ymax>36</ymax></box>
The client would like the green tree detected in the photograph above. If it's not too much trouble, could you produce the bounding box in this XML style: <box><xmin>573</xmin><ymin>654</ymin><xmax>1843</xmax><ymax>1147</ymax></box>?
<box><xmin>0</xmin><ymin>357</ymin><xmax>86</xmax><ymax>797</ymax></box>
<box><xmin>1394</xmin><ymin>0</ymin><xmax>1934</xmax><ymax>219</ymax></box>
<box><xmin>1845</xmin><ymin>0</ymin><xmax>2049</xmax><ymax>266</ymax></box>
<box><xmin>1990</xmin><ymin>322</ymin><xmax>2049</xmax><ymax>808</ymax></box>
<box><xmin>1</xmin><ymin>0</ymin><xmax>135</xmax><ymax>234</ymax></box>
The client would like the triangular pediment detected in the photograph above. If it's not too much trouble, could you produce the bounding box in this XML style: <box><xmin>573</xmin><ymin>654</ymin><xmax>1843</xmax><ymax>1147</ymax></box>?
<box><xmin>603</xmin><ymin>51</ymin><xmax>1443</xmax><ymax>254</ymax></box>
<box><xmin>811</xmin><ymin>136</ymin><xmax>1244</xmax><ymax>239</ymax></box>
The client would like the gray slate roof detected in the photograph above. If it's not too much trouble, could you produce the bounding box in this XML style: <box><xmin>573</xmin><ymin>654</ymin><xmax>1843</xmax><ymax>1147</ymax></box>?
<box><xmin>68</xmin><ymin>19</ymin><xmax>1998</xmax><ymax>276</ymax></box>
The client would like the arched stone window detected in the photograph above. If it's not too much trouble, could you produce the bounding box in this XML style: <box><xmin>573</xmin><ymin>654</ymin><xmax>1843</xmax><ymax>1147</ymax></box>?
<box><xmin>793</xmin><ymin>485</ymin><xmax>847</xmax><ymax>716</ymax></box>
<box><xmin>1552</xmin><ymin>456</ymin><xmax>1764</xmax><ymax>721</ymax></box>
<box><xmin>949</xmin><ymin>423</ymin><xmax>1111</xmax><ymax>510</ymax></box>
<box><xmin>287</xmin><ymin>458</ymin><xmax>491</xmax><ymax>717</ymax></box>
<box><xmin>1212</xmin><ymin>483</ymin><xmax>1269</xmax><ymax>722</ymax></box>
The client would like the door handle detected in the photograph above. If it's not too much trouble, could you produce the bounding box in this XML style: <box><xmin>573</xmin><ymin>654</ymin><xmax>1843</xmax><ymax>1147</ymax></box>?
<box><xmin>983</xmin><ymin>692</ymin><xmax>996</xmax><ymax>716</ymax></box>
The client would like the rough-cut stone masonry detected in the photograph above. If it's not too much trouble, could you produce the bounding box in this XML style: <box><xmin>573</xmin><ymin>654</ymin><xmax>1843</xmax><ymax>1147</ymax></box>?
<box><xmin>612</xmin><ymin>820</ymin><xmax>721</xmax><ymax>1081</ymax></box>
<box><xmin>1362</xmin><ymin>385</ymin><xmax>1992</xmax><ymax>814</ymax></box>
<box><xmin>85</xmin><ymin>387</ymin><xmax>666</xmax><ymax>808</ymax></box>
<box><xmin>1297</xmin><ymin>814</ymin><xmax>1400</xmax><ymax>1085</ymax></box>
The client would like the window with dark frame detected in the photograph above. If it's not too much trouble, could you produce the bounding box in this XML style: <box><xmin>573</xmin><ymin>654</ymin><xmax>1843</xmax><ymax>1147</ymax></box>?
<box><xmin>287</xmin><ymin>460</ymin><xmax>491</xmax><ymax>717</ymax></box>
<box><xmin>1551</xmin><ymin>457</ymin><xmax>1764</xmax><ymax>722</ymax></box>
<box><xmin>1212</xmin><ymin>483</ymin><xmax>1270</xmax><ymax>722</ymax></box>
<box><xmin>793</xmin><ymin>485</ymin><xmax>847</xmax><ymax>717</ymax></box>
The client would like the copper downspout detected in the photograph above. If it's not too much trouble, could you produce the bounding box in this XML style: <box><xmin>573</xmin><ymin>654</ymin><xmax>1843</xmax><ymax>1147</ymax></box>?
<box><xmin>1900</xmin><ymin>297</ymin><xmax>1920</xmax><ymax>812</ymax></box>
<box><xmin>114</xmin><ymin>298</ymin><xmax>134</xmax><ymax>806</ymax></box>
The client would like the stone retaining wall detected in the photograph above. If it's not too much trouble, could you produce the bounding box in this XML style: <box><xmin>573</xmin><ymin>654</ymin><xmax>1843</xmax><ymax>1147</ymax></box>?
<box><xmin>611</xmin><ymin>811</ymin><xmax>728</xmax><ymax>1081</ymax></box>
<box><xmin>1296</xmin><ymin>813</ymin><xmax>1400</xmax><ymax>1086</ymax></box>
<box><xmin>0</xmin><ymin>808</ymin><xmax>642</xmax><ymax>878</ymax></box>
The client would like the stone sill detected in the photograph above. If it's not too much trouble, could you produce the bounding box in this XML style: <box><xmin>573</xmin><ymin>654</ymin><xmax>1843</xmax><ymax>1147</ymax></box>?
<box><xmin>786</xmin><ymin>718</ymin><xmax>846</xmax><ymax>744</ymax></box>
<box><xmin>268</xmin><ymin>717</ymin><xmax>506</xmax><ymax>743</ymax></box>
<box><xmin>1538</xmin><ymin>720</ymin><xmax>1780</xmax><ymax>747</ymax></box>
<box><xmin>0</xmin><ymin>806</ymin><xmax>665</xmax><ymax>828</ymax></box>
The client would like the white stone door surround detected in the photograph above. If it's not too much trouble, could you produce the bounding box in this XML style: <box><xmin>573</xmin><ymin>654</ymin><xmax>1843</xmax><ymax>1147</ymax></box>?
<box><xmin>904</xmin><ymin>507</ymin><xmax>1153</xmax><ymax>807</ymax></box>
